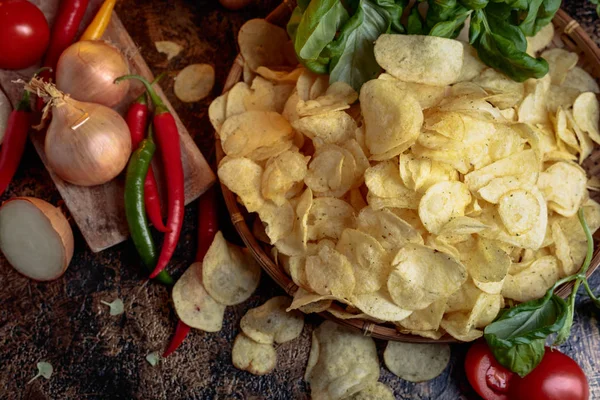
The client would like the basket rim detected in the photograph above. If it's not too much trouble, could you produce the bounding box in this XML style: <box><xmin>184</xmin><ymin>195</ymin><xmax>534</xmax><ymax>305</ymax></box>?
<box><xmin>215</xmin><ymin>3</ymin><xmax>600</xmax><ymax>343</ymax></box>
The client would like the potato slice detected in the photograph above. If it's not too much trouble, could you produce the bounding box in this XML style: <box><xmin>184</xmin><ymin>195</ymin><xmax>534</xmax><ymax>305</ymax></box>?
<box><xmin>538</xmin><ymin>161</ymin><xmax>588</xmax><ymax>217</ymax></box>
<box><xmin>218</xmin><ymin>157</ymin><xmax>264</xmax><ymax>213</ymax></box>
<box><xmin>238</xmin><ymin>19</ymin><xmax>289</xmax><ymax>71</ymax></box>
<box><xmin>202</xmin><ymin>231</ymin><xmax>261</xmax><ymax>306</ymax></box>
<box><xmin>240</xmin><ymin>296</ymin><xmax>304</xmax><ymax>344</ymax></box>
<box><xmin>306</xmin><ymin>245</ymin><xmax>355</xmax><ymax>298</ymax></box>
<box><xmin>174</xmin><ymin>63</ymin><xmax>215</xmax><ymax>103</ymax></box>
<box><xmin>356</xmin><ymin>206</ymin><xmax>423</xmax><ymax>252</ymax></box>
<box><xmin>541</xmin><ymin>48</ymin><xmax>578</xmax><ymax>85</ymax></box>
<box><xmin>232</xmin><ymin>333</ymin><xmax>277</xmax><ymax>375</ymax></box>
<box><xmin>306</xmin><ymin>321</ymin><xmax>380</xmax><ymax>400</ymax></box>
<box><xmin>383</xmin><ymin>342</ymin><xmax>451</xmax><ymax>382</ymax></box>
<box><xmin>172</xmin><ymin>262</ymin><xmax>225</xmax><ymax>332</ymax></box>
<box><xmin>502</xmin><ymin>256</ymin><xmax>560</xmax><ymax>302</ymax></box>
<box><xmin>306</xmin><ymin>197</ymin><xmax>356</xmax><ymax>241</ymax></box>
<box><xmin>350</xmin><ymin>290</ymin><xmax>413</xmax><ymax>322</ymax></box>
<box><xmin>374</xmin><ymin>34</ymin><xmax>463</xmax><ymax>85</ymax></box>
<box><xmin>418</xmin><ymin>181</ymin><xmax>471</xmax><ymax>234</ymax></box>
<box><xmin>348</xmin><ymin>382</ymin><xmax>395</xmax><ymax>400</ymax></box>
<box><xmin>388</xmin><ymin>243</ymin><xmax>467</xmax><ymax>310</ymax></box>
<box><xmin>573</xmin><ymin>92</ymin><xmax>600</xmax><ymax>144</ymax></box>
<box><xmin>292</xmin><ymin>111</ymin><xmax>357</xmax><ymax>145</ymax></box>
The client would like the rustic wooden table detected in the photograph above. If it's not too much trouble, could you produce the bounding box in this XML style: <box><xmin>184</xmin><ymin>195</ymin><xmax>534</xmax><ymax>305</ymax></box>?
<box><xmin>1</xmin><ymin>1</ymin><xmax>599</xmax><ymax>399</ymax></box>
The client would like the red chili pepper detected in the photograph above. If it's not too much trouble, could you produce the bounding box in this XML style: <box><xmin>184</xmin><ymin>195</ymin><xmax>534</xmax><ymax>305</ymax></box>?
<box><xmin>0</xmin><ymin>93</ymin><xmax>32</xmax><ymax>195</ymax></box>
<box><xmin>163</xmin><ymin>186</ymin><xmax>219</xmax><ymax>357</ymax></box>
<box><xmin>115</xmin><ymin>74</ymin><xmax>185</xmax><ymax>279</ymax></box>
<box><xmin>125</xmin><ymin>77</ymin><xmax>169</xmax><ymax>233</ymax></box>
<box><xmin>37</xmin><ymin>0</ymin><xmax>89</xmax><ymax>111</ymax></box>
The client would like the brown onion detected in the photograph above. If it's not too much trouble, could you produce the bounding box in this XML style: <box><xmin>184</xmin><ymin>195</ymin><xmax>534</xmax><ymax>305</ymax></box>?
<box><xmin>56</xmin><ymin>40</ymin><xmax>130</xmax><ymax>108</ymax></box>
<box><xmin>28</xmin><ymin>79</ymin><xmax>132</xmax><ymax>186</ymax></box>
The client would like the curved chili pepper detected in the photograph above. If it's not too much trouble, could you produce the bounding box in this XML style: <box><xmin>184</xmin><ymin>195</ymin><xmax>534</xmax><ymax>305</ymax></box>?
<box><xmin>124</xmin><ymin>129</ymin><xmax>174</xmax><ymax>286</ymax></box>
<box><xmin>125</xmin><ymin>77</ymin><xmax>169</xmax><ymax>233</ymax></box>
<box><xmin>80</xmin><ymin>0</ymin><xmax>116</xmax><ymax>41</ymax></box>
<box><xmin>164</xmin><ymin>185</ymin><xmax>219</xmax><ymax>357</ymax></box>
<box><xmin>37</xmin><ymin>0</ymin><xmax>89</xmax><ymax>111</ymax></box>
<box><xmin>0</xmin><ymin>93</ymin><xmax>32</xmax><ymax>195</ymax></box>
<box><xmin>115</xmin><ymin>74</ymin><xmax>185</xmax><ymax>279</ymax></box>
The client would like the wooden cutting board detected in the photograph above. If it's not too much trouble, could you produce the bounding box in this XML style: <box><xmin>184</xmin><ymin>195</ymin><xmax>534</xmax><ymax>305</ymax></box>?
<box><xmin>0</xmin><ymin>0</ymin><xmax>215</xmax><ymax>252</ymax></box>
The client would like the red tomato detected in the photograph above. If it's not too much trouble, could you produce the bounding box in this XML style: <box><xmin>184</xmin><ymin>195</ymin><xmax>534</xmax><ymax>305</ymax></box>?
<box><xmin>465</xmin><ymin>340</ymin><xmax>516</xmax><ymax>400</ymax></box>
<box><xmin>510</xmin><ymin>348</ymin><xmax>589</xmax><ymax>400</ymax></box>
<box><xmin>466</xmin><ymin>341</ymin><xmax>590</xmax><ymax>400</ymax></box>
<box><xmin>0</xmin><ymin>0</ymin><xmax>50</xmax><ymax>70</ymax></box>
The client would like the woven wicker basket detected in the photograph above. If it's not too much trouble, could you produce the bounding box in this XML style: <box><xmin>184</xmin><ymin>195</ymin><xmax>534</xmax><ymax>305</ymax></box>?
<box><xmin>216</xmin><ymin>2</ymin><xmax>600</xmax><ymax>343</ymax></box>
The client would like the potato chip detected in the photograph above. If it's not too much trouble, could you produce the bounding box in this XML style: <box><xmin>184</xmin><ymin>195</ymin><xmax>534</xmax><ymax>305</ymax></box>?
<box><xmin>345</xmin><ymin>188</ymin><xmax>368</xmax><ymax>212</ymax></box>
<box><xmin>551</xmin><ymin>221</ymin><xmax>576</xmax><ymax>276</ymax></box>
<box><xmin>306</xmin><ymin>321</ymin><xmax>380</xmax><ymax>400</ymax></box>
<box><xmin>517</xmin><ymin>75</ymin><xmax>551</xmax><ymax>125</ymax></box>
<box><xmin>306</xmin><ymin>245</ymin><xmax>355</xmax><ymax>298</ymax></box>
<box><xmin>240</xmin><ymin>296</ymin><xmax>304</xmax><ymax>345</ymax></box>
<box><xmin>374</xmin><ymin>34</ymin><xmax>463</xmax><ymax>85</ymax></box>
<box><xmin>356</xmin><ymin>206</ymin><xmax>423</xmax><ymax>252</ymax></box>
<box><xmin>458</xmin><ymin>42</ymin><xmax>487</xmax><ymax>82</ymax></box>
<box><xmin>305</xmin><ymin>144</ymin><xmax>356</xmax><ymax>197</ymax></box>
<box><xmin>445</xmin><ymin>279</ymin><xmax>483</xmax><ymax>313</ymax></box>
<box><xmin>573</xmin><ymin>92</ymin><xmax>600</xmax><ymax>144</ymax></box>
<box><xmin>538</xmin><ymin>161</ymin><xmax>588</xmax><ymax>217</ymax></box>
<box><xmin>383</xmin><ymin>342</ymin><xmax>450</xmax><ymax>382</ymax></box>
<box><xmin>426</xmin><ymin>235</ymin><xmax>463</xmax><ymax>259</ymax></box>
<box><xmin>502</xmin><ymin>256</ymin><xmax>560</xmax><ymax>302</ymax></box>
<box><xmin>526</xmin><ymin>23</ymin><xmax>554</xmax><ymax>55</ymax></box>
<box><xmin>282</xmin><ymin>90</ymin><xmax>301</xmax><ymax>123</ymax></box>
<box><xmin>257</xmin><ymin>200</ymin><xmax>295</xmax><ymax>244</ymax></box>
<box><xmin>225</xmin><ymin>82</ymin><xmax>252</xmax><ymax>119</ymax></box>
<box><xmin>172</xmin><ymin>262</ymin><xmax>226</xmax><ymax>332</ymax></box>
<box><xmin>202</xmin><ymin>231</ymin><xmax>261</xmax><ymax>306</ymax></box>
<box><xmin>218</xmin><ymin>157</ymin><xmax>264</xmax><ymax>212</ymax></box>
<box><xmin>498</xmin><ymin>189</ymin><xmax>540</xmax><ymax>235</ymax></box>
<box><xmin>221</xmin><ymin>111</ymin><xmax>293</xmax><ymax>159</ymax></box>
<box><xmin>566</xmin><ymin>108</ymin><xmax>594</xmax><ymax>163</ymax></box>
<box><xmin>348</xmin><ymin>382</ymin><xmax>395</xmax><ymax>400</ymax></box>
<box><xmin>292</xmin><ymin>111</ymin><xmax>357</xmax><ymax>145</ymax></box>
<box><xmin>297</xmin><ymin>81</ymin><xmax>358</xmax><ymax>117</ymax></box>
<box><xmin>261</xmin><ymin>150</ymin><xmax>308</xmax><ymax>206</ymax></box>
<box><xmin>400</xmin><ymin>153</ymin><xmax>458</xmax><ymax>192</ymax></box>
<box><xmin>351</xmin><ymin>290</ymin><xmax>413</xmax><ymax>321</ymax></box>
<box><xmin>397</xmin><ymin>299</ymin><xmax>445</xmax><ymax>331</ymax></box>
<box><xmin>440</xmin><ymin>315</ymin><xmax>483</xmax><ymax>341</ymax></box>
<box><xmin>232</xmin><ymin>333</ymin><xmax>277</xmax><ymax>376</ymax></box>
<box><xmin>463</xmin><ymin>238</ymin><xmax>511</xmax><ymax>295</ymax></box>
<box><xmin>336</xmin><ymin>229</ymin><xmax>390</xmax><ymax>294</ymax></box>
<box><xmin>541</xmin><ymin>48</ymin><xmax>578</xmax><ymax>85</ymax></box>
<box><xmin>238</xmin><ymin>19</ymin><xmax>290</xmax><ymax>71</ymax></box>
<box><xmin>553</xmin><ymin>107</ymin><xmax>580</xmax><ymax>152</ymax></box>
<box><xmin>174</xmin><ymin>64</ymin><xmax>215</xmax><ymax>103</ymax></box>
<box><xmin>418</xmin><ymin>181</ymin><xmax>471</xmax><ymax>234</ymax></box>
<box><xmin>438</xmin><ymin>216</ymin><xmax>488</xmax><ymax>239</ymax></box>
<box><xmin>256</xmin><ymin>66</ymin><xmax>303</xmax><ymax>84</ymax></box>
<box><xmin>563</xmin><ymin>67</ymin><xmax>600</xmax><ymax>94</ymax></box>
<box><xmin>547</xmin><ymin>84</ymin><xmax>582</xmax><ymax>114</ymax></box>
<box><xmin>388</xmin><ymin>243</ymin><xmax>467</xmax><ymax>310</ymax></box>
<box><xmin>379</xmin><ymin>74</ymin><xmax>447</xmax><ymax>109</ymax></box>
<box><xmin>396</xmin><ymin>328</ymin><xmax>444</xmax><ymax>340</ymax></box>
<box><xmin>307</xmin><ymin>197</ymin><xmax>356</xmax><ymax>241</ymax></box>
<box><xmin>288</xmin><ymin>288</ymin><xmax>335</xmax><ymax>313</ymax></box>
<box><xmin>243</xmin><ymin>76</ymin><xmax>276</xmax><ymax>112</ymax></box>
<box><xmin>209</xmin><ymin>92</ymin><xmax>228</xmax><ymax>135</ymax></box>
<box><xmin>275</xmin><ymin>188</ymin><xmax>313</xmax><ymax>256</ymax></box>
<box><xmin>411</xmin><ymin>143</ymin><xmax>470</xmax><ymax>174</ymax></box>
<box><xmin>155</xmin><ymin>40</ymin><xmax>183</xmax><ymax>60</ymax></box>
<box><xmin>360</xmin><ymin>79</ymin><xmax>423</xmax><ymax>158</ymax></box>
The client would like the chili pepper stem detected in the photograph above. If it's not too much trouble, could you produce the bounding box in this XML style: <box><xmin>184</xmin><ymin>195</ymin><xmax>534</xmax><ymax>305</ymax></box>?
<box><xmin>115</xmin><ymin>74</ymin><xmax>168</xmax><ymax>114</ymax></box>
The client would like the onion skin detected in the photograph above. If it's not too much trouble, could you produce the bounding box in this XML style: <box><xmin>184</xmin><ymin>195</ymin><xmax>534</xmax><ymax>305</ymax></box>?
<box><xmin>1</xmin><ymin>197</ymin><xmax>74</xmax><ymax>281</ymax></box>
<box><xmin>45</xmin><ymin>96</ymin><xmax>132</xmax><ymax>186</ymax></box>
<box><xmin>56</xmin><ymin>40</ymin><xmax>130</xmax><ymax>108</ymax></box>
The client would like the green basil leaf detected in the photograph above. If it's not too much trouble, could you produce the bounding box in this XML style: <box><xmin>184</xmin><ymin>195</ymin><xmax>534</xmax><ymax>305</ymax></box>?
<box><xmin>298</xmin><ymin>0</ymin><xmax>312</xmax><ymax>11</ymax></box>
<box><xmin>489</xmin><ymin>339</ymin><xmax>546</xmax><ymax>377</ymax></box>
<box><xmin>407</xmin><ymin>6</ymin><xmax>425</xmax><ymax>34</ymax></box>
<box><xmin>469</xmin><ymin>8</ymin><xmax>485</xmax><ymax>43</ymax></box>
<box><xmin>328</xmin><ymin>0</ymin><xmax>389</xmax><ymax>91</ymax></box>
<box><xmin>428</xmin><ymin>0</ymin><xmax>460</xmax><ymax>23</ymax></box>
<box><xmin>429</xmin><ymin>11</ymin><xmax>469</xmax><ymax>37</ymax></box>
<box><xmin>459</xmin><ymin>0</ymin><xmax>488</xmax><ymax>9</ymax></box>
<box><xmin>490</xmin><ymin>0</ymin><xmax>528</xmax><ymax>10</ymax></box>
<box><xmin>518</xmin><ymin>0</ymin><xmax>544</xmax><ymax>36</ymax></box>
<box><xmin>530</xmin><ymin>0</ymin><xmax>561</xmax><ymax>35</ymax></box>
<box><xmin>487</xmin><ymin>12</ymin><xmax>527</xmax><ymax>51</ymax></box>
<box><xmin>373</xmin><ymin>0</ymin><xmax>407</xmax><ymax>33</ymax></box>
<box><xmin>294</xmin><ymin>0</ymin><xmax>349</xmax><ymax>62</ymax></box>
<box><xmin>553</xmin><ymin>303</ymin><xmax>574</xmax><ymax>346</ymax></box>
<box><xmin>484</xmin><ymin>294</ymin><xmax>568</xmax><ymax>346</ymax></box>
<box><xmin>287</xmin><ymin>6</ymin><xmax>305</xmax><ymax>42</ymax></box>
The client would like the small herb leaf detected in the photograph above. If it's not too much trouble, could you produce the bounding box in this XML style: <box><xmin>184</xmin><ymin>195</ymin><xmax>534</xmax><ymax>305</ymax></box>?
<box><xmin>27</xmin><ymin>361</ymin><xmax>53</xmax><ymax>384</ymax></box>
<box><xmin>146</xmin><ymin>351</ymin><xmax>161</xmax><ymax>367</ymax></box>
<box><xmin>101</xmin><ymin>298</ymin><xmax>124</xmax><ymax>316</ymax></box>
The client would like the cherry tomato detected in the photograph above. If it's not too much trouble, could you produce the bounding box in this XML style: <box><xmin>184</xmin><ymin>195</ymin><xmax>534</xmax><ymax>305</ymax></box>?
<box><xmin>465</xmin><ymin>340</ymin><xmax>516</xmax><ymax>400</ymax></box>
<box><xmin>510</xmin><ymin>348</ymin><xmax>589</xmax><ymax>400</ymax></box>
<box><xmin>0</xmin><ymin>0</ymin><xmax>50</xmax><ymax>70</ymax></box>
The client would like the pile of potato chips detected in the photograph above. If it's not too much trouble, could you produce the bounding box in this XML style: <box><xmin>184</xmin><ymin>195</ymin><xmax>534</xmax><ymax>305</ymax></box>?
<box><xmin>210</xmin><ymin>18</ymin><xmax>600</xmax><ymax>342</ymax></box>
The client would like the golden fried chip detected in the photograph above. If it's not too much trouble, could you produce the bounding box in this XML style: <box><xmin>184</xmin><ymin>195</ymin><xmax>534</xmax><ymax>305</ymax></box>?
<box><xmin>155</xmin><ymin>40</ymin><xmax>183</xmax><ymax>60</ymax></box>
<box><xmin>563</xmin><ymin>67</ymin><xmax>600</xmax><ymax>93</ymax></box>
<box><xmin>348</xmin><ymin>382</ymin><xmax>395</xmax><ymax>400</ymax></box>
<box><xmin>256</xmin><ymin>66</ymin><xmax>303</xmax><ymax>83</ymax></box>
<box><xmin>240</xmin><ymin>296</ymin><xmax>304</xmax><ymax>344</ymax></box>
<box><xmin>551</xmin><ymin>221</ymin><xmax>576</xmax><ymax>276</ymax></box>
<box><xmin>463</xmin><ymin>238</ymin><xmax>511</xmax><ymax>295</ymax></box>
<box><xmin>172</xmin><ymin>262</ymin><xmax>226</xmax><ymax>332</ymax></box>
<box><xmin>541</xmin><ymin>48</ymin><xmax>578</xmax><ymax>85</ymax></box>
<box><xmin>174</xmin><ymin>64</ymin><xmax>215</xmax><ymax>103</ymax></box>
<box><xmin>388</xmin><ymin>243</ymin><xmax>467</xmax><ymax>310</ymax></box>
<box><xmin>225</xmin><ymin>82</ymin><xmax>252</xmax><ymax>118</ymax></box>
<box><xmin>351</xmin><ymin>290</ymin><xmax>413</xmax><ymax>322</ymax></box>
<box><xmin>275</xmin><ymin>188</ymin><xmax>313</xmax><ymax>256</ymax></box>
<box><xmin>397</xmin><ymin>299</ymin><xmax>445</xmax><ymax>331</ymax></box>
<box><xmin>379</xmin><ymin>73</ymin><xmax>447</xmax><ymax>109</ymax></box>
<box><xmin>307</xmin><ymin>197</ymin><xmax>356</xmax><ymax>241</ymax></box>
<box><xmin>306</xmin><ymin>245</ymin><xmax>355</xmax><ymax>298</ymax></box>
<box><xmin>374</xmin><ymin>34</ymin><xmax>463</xmax><ymax>85</ymax></box>
<box><xmin>292</xmin><ymin>111</ymin><xmax>357</xmax><ymax>145</ymax></box>
<box><xmin>502</xmin><ymin>256</ymin><xmax>560</xmax><ymax>302</ymax></box>
<box><xmin>360</xmin><ymin>79</ymin><xmax>423</xmax><ymax>158</ymax></box>
<box><xmin>209</xmin><ymin>92</ymin><xmax>228</xmax><ymax>135</ymax></box>
<box><xmin>305</xmin><ymin>144</ymin><xmax>356</xmax><ymax>197</ymax></box>
<box><xmin>356</xmin><ymin>206</ymin><xmax>423</xmax><ymax>252</ymax></box>
<box><xmin>526</xmin><ymin>23</ymin><xmax>554</xmax><ymax>55</ymax></box>
<box><xmin>202</xmin><ymin>231</ymin><xmax>261</xmax><ymax>305</ymax></box>
<box><xmin>538</xmin><ymin>161</ymin><xmax>588</xmax><ymax>217</ymax></box>
<box><xmin>458</xmin><ymin>42</ymin><xmax>487</xmax><ymax>82</ymax></box>
<box><xmin>238</xmin><ymin>19</ymin><xmax>290</xmax><ymax>71</ymax></box>
<box><xmin>297</xmin><ymin>81</ymin><xmax>358</xmax><ymax>117</ymax></box>
<box><xmin>573</xmin><ymin>92</ymin><xmax>600</xmax><ymax>144</ymax></box>
<box><xmin>383</xmin><ymin>342</ymin><xmax>450</xmax><ymax>382</ymax></box>
<box><xmin>261</xmin><ymin>150</ymin><xmax>308</xmax><ymax>206</ymax></box>
<box><xmin>232</xmin><ymin>333</ymin><xmax>277</xmax><ymax>376</ymax></box>
<box><xmin>257</xmin><ymin>200</ymin><xmax>295</xmax><ymax>244</ymax></box>
<box><xmin>418</xmin><ymin>181</ymin><xmax>471</xmax><ymax>234</ymax></box>
<box><xmin>218</xmin><ymin>157</ymin><xmax>264</xmax><ymax>212</ymax></box>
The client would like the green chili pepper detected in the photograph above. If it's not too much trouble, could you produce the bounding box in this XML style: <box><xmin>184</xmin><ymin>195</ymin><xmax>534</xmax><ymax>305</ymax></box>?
<box><xmin>124</xmin><ymin>127</ymin><xmax>174</xmax><ymax>286</ymax></box>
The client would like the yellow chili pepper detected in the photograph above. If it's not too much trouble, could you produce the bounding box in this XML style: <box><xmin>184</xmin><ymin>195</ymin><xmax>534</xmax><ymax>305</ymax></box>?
<box><xmin>80</xmin><ymin>0</ymin><xmax>117</xmax><ymax>41</ymax></box>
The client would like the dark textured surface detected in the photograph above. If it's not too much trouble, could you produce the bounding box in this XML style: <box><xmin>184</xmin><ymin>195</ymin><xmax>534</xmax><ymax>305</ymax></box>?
<box><xmin>0</xmin><ymin>1</ymin><xmax>599</xmax><ymax>399</ymax></box>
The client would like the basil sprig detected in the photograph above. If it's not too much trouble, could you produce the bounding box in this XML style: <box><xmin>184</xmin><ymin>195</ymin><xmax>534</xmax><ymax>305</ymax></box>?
<box><xmin>484</xmin><ymin>209</ymin><xmax>597</xmax><ymax>377</ymax></box>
